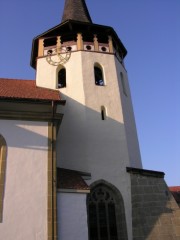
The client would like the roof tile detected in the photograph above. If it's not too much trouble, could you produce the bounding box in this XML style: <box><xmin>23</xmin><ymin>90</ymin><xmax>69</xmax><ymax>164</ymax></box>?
<box><xmin>169</xmin><ymin>186</ymin><xmax>180</xmax><ymax>206</ymax></box>
<box><xmin>0</xmin><ymin>78</ymin><xmax>61</xmax><ymax>101</ymax></box>
<box><xmin>57</xmin><ymin>168</ymin><xmax>90</xmax><ymax>191</ymax></box>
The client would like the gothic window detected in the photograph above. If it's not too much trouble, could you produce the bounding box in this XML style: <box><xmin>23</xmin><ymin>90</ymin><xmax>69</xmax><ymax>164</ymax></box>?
<box><xmin>0</xmin><ymin>135</ymin><xmax>7</xmax><ymax>222</ymax></box>
<box><xmin>120</xmin><ymin>72</ymin><xmax>127</xmax><ymax>96</ymax></box>
<box><xmin>94</xmin><ymin>65</ymin><xmax>104</xmax><ymax>86</ymax></box>
<box><xmin>87</xmin><ymin>182</ymin><xmax>128</xmax><ymax>240</ymax></box>
<box><xmin>87</xmin><ymin>185</ymin><xmax>118</xmax><ymax>240</ymax></box>
<box><xmin>58</xmin><ymin>68</ymin><xmax>66</xmax><ymax>88</ymax></box>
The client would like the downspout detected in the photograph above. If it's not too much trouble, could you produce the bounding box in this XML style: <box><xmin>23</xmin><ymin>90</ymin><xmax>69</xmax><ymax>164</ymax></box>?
<box><xmin>51</xmin><ymin>100</ymin><xmax>55</xmax><ymax>240</ymax></box>
<box><xmin>50</xmin><ymin>99</ymin><xmax>65</xmax><ymax>240</ymax></box>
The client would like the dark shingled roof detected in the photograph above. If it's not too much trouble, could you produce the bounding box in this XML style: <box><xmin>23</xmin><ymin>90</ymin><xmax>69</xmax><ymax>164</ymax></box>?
<box><xmin>57</xmin><ymin>168</ymin><xmax>90</xmax><ymax>191</ymax></box>
<box><xmin>61</xmin><ymin>0</ymin><xmax>92</xmax><ymax>23</ymax></box>
<box><xmin>0</xmin><ymin>78</ymin><xmax>61</xmax><ymax>102</ymax></box>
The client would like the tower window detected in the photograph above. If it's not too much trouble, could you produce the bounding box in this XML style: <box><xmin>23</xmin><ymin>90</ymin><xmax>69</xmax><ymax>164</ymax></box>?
<box><xmin>94</xmin><ymin>65</ymin><xmax>104</xmax><ymax>86</ymax></box>
<box><xmin>86</xmin><ymin>45</ymin><xmax>92</xmax><ymax>50</ymax></box>
<box><xmin>47</xmin><ymin>49</ymin><xmax>53</xmax><ymax>55</ymax></box>
<box><xmin>101</xmin><ymin>106</ymin><xmax>106</xmax><ymax>120</ymax></box>
<box><xmin>66</xmin><ymin>46</ymin><xmax>72</xmax><ymax>52</ymax></box>
<box><xmin>101</xmin><ymin>46</ymin><xmax>107</xmax><ymax>52</ymax></box>
<box><xmin>58</xmin><ymin>68</ymin><xmax>66</xmax><ymax>88</ymax></box>
<box><xmin>120</xmin><ymin>72</ymin><xmax>127</xmax><ymax>96</ymax></box>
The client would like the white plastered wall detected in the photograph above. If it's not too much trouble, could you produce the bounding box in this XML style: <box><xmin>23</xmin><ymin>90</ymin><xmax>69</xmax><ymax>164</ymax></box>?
<box><xmin>58</xmin><ymin>51</ymin><xmax>135</xmax><ymax>239</ymax></box>
<box><xmin>57</xmin><ymin>192</ymin><xmax>89</xmax><ymax>240</ymax></box>
<box><xmin>36</xmin><ymin>50</ymin><xmax>142</xmax><ymax>239</ymax></box>
<box><xmin>0</xmin><ymin>120</ymin><xmax>48</xmax><ymax>240</ymax></box>
<box><xmin>115</xmin><ymin>58</ymin><xmax>142</xmax><ymax>168</ymax></box>
<box><xmin>36</xmin><ymin>57</ymin><xmax>57</xmax><ymax>89</ymax></box>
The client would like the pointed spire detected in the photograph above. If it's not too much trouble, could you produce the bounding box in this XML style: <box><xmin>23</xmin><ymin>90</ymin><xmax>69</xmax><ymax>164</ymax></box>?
<box><xmin>61</xmin><ymin>0</ymin><xmax>92</xmax><ymax>23</ymax></box>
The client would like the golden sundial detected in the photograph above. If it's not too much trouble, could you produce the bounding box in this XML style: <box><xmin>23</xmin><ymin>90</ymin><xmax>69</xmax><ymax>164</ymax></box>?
<box><xmin>45</xmin><ymin>36</ymin><xmax>71</xmax><ymax>66</ymax></box>
<box><xmin>46</xmin><ymin>46</ymin><xmax>71</xmax><ymax>66</ymax></box>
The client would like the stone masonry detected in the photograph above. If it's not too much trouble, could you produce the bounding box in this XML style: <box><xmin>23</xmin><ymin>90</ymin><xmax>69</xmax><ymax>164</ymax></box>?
<box><xmin>127</xmin><ymin>167</ymin><xmax>180</xmax><ymax>240</ymax></box>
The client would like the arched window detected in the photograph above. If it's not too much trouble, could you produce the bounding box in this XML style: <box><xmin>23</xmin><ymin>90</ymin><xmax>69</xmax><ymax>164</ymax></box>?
<box><xmin>87</xmin><ymin>182</ymin><xmax>128</xmax><ymax>240</ymax></box>
<box><xmin>94</xmin><ymin>65</ymin><xmax>104</xmax><ymax>86</ymax></box>
<box><xmin>120</xmin><ymin>72</ymin><xmax>127</xmax><ymax>96</ymax></box>
<box><xmin>58</xmin><ymin>68</ymin><xmax>66</xmax><ymax>88</ymax></box>
<box><xmin>0</xmin><ymin>135</ymin><xmax>7</xmax><ymax>222</ymax></box>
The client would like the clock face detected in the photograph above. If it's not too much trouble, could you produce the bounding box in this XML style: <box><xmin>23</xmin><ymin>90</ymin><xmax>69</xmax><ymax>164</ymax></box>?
<box><xmin>46</xmin><ymin>46</ymin><xmax>71</xmax><ymax>66</ymax></box>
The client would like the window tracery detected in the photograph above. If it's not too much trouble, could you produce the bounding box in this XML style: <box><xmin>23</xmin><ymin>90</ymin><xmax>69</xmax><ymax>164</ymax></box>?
<box><xmin>87</xmin><ymin>185</ymin><xmax>118</xmax><ymax>240</ymax></box>
<box><xmin>87</xmin><ymin>182</ymin><xmax>128</xmax><ymax>240</ymax></box>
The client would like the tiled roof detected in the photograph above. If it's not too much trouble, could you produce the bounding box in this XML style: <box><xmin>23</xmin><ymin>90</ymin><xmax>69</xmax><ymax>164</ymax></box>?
<box><xmin>169</xmin><ymin>186</ymin><xmax>180</xmax><ymax>206</ymax></box>
<box><xmin>57</xmin><ymin>168</ymin><xmax>90</xmax><ymax>191</ymax></box>
<box><xmin>61</xmin><ymin>0</ymin><xmax>92</xmax><ymax>23</ymax></box>
<box><xmin>0</xmin><ymin>78</ymin><xmax>61</xmax><ymax>101</ymax></box>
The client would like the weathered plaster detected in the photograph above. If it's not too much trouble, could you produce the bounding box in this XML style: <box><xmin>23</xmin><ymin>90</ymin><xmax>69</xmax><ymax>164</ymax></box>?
<box><xmin>0</xmin><ymin>120</ymin><xmax>48</xmax><ymax>240</ymax></box>
<box><xmin>57</xmin><ymin>192</ymin><xmax>89</xmax><ymax>240</ymax></box>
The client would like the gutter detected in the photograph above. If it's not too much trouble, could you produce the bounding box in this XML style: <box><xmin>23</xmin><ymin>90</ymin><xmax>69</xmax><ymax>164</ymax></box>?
<box><xmin>0</xmin><ymin>97</ymin><xmax>66</xmax><ymax>105</ymax></box>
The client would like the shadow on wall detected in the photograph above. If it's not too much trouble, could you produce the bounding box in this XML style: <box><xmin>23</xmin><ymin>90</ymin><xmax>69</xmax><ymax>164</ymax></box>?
<box><xmin>0</xmin><ymin>123</ymin><xmax>49</xmax><ymax>229</ymax></box>
<box><xmin>0</xmin><ymin>95</ymin><xmax>179</xmax><ymax>238</ymax></box>
<box><xmin>56</xmin><ymin>94</ymin><xmax>180</xmax><ymax>239</ymax></box>
<box><xmin>0</xmin><ymin>121</ymin><xmax>48</xmax><ymax>150</ymax></box>
<box><xmin>56</xmin><ymin>93</ymin><xmax>141</xmax><ymax>172</ymax></box>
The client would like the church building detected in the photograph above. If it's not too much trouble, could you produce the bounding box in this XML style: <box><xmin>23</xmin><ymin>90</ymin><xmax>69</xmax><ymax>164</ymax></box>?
<box><xmin>0</xmin><ymin>0</ymin><xmax>180</xmax><ymax>240</ymax></box>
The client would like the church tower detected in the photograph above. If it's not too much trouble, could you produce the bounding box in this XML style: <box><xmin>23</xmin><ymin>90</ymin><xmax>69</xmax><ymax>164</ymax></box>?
<box><xmin>1</xmin><ymin>1</ymin><xmax>180</xmax><ymax>240</ymax></box>
<box><xmin>30</xmin><ymin>0</ymin><xmax>142</xmax><ymax>239</ymax></box>
<box><xmin>30</xmin><ymin>0</ymin><xmax>180</xmax><ymax>240</ymax></box>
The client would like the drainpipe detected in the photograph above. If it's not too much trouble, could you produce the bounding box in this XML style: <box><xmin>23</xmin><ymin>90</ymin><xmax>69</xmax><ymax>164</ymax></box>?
<box><xmin>51</xmin><ymin>100</ymin><xmax>55</xmax><ymax>240</ymax></box>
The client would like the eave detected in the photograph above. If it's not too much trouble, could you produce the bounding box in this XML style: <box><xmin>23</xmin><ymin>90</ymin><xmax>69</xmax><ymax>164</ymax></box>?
<box><xmin>0</xmin><ymin>97</ymin><xmax>66</xmax><ymax>105</ymax></box>
<box><xmin>0</xmin><ymin>98</ymin><xmax>65</xmax><ymax>124</ymax></box>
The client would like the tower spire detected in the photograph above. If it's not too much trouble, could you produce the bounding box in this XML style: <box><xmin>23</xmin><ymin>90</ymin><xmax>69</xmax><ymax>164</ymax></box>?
<box><xmin>61</xmin><ymin>0</ymin><xmax>92</xmax><ymax>23</ymax></box>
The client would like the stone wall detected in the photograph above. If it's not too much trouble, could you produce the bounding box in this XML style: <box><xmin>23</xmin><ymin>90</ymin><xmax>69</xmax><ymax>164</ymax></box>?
<box><xmin>127</xmin><ymin>167</ymin><xmax>180</xmax><ymax>240</ymax></box>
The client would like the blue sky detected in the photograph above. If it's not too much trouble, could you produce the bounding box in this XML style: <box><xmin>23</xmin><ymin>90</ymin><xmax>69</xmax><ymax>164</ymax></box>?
<box><xmin>0</xmin><ymin>0</ymin><xmax>179</xmax><ymax>186</ymax></box>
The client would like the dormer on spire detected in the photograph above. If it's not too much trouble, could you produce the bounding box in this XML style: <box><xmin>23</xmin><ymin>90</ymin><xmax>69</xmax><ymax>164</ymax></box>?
<box><xmin>61</xmin><ymin>0</ymin><xmax>92</xmax><ymax>23</ymax></box>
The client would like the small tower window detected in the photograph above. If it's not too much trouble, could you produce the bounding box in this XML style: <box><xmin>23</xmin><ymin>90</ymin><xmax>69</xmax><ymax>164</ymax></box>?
<box><xmin>58</xmin><ymin>68</ymin><xmax>66</xmax><ymax>88</ymax></box>
<box><xmin>120</xmin><ymin>72</ymin><xmax>127</xmax><ymax>96</ymax></box>
<box><xmin>101</xmin><ymin>106</ymin><xmax>106</xmax><ymax>120</ymax></box>
<box><xmin>94</xmin><ymin>65</ymin><xmax>104</xmax><ymax>86</ymax></box>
